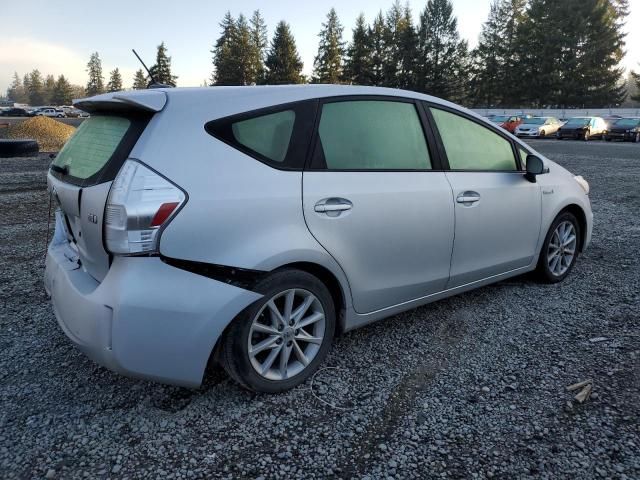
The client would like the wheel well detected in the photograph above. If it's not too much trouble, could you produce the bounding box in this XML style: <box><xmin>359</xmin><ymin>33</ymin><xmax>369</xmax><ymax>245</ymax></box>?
<box><xmin>274</xmin><ymin>262</ymin><xmax>347</xmax><ymax>334</ymax></box>
<box><xmin>559</xmin><ymin>204</ymin><xmax>587</xmax><ymax>252</ymax></box>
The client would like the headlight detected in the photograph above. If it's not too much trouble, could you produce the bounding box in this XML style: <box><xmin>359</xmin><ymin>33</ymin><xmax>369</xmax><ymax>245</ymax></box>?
<box><xmin>626</xmin><ymin>129</ymin><xmax>632</xmax><ymax>133</ymax></box>
<box><xmin>574</xmin><ymin>175</ymin><xmax>589</xmax><ymax>195</ymax></box>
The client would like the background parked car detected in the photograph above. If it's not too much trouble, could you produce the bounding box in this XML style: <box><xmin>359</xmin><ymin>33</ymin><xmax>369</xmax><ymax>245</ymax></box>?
<box><xmin>604</xmin><ymin>118</ymin><xmax>640</xmax><ymax>143</ymax></box>
<box><xmin>515</xmin><ymin>117</ymin><xmax>562</xmax><ymax>138</ymax></box>
<box><xmin>489</xmin><ymin>115</ymin><xmax>523</xmax><ymax>133</ymax></box>
<box><xmin>556</xmin><ymin>117</ymin><xmax>607</xmax><ymax>141</ymax></box>
<box><xmin>36</xmin><ymin>108</ymin><xmax>66</xmax><ymax>118</ymax></box>
<box><xmin>0</xmin><ymin>107</ymin><xmax>34</xmax><ymax>117</ymax></box>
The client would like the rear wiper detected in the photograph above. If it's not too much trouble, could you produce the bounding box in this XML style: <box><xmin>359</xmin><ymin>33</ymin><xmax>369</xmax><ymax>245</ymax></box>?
<box><xmin>50</xmin><ymin>164</ymin><xmax>68</xmax><ymax>175</ymax></box>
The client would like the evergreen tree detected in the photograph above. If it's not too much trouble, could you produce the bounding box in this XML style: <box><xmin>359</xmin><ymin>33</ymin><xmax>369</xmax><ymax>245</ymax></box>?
<box><xmin>70</xmin><ymin>85</ymin><xmax>86</xmax><ymax>100</ymax></box>
<box><xmin>312</xmin><ymin>8</ymin><xmax>345</xmax><ymax>83</ymax></box>
<box><xmin>233</xmin><ymin>14</ymin><xmax>256</xmax><ymax>85</ymax></box>
<box><xmin>44</xmin><ymin>74</ymin><xmax>56</xmax><ymax>104</ymax></box>
<box><xmin>149</xmin><ymin>42</ymin><xmax>177</xmax><ymax>86</ymax></box>
<box><xmin>86</xmin><ymin>52</ymin><xmax>105</xmax><ymax>96</ymax></box>
<box><xmin>344</xmin><ymin>14</ymin><xmax>373</xmax><ymax>85</ymax></box>
<box><xmin>416</xmin><ymin>0</ymin><xmax>469</xmax><ymax>102</ymax></box>
<box><xmin>132</xmin><ymin>69</ymin><xmax>147</xmax><ymax>89</ymax></box>
<box><xmin>107</xmin><ymin>68</ymin><xmax>123</xmax><ymax>92</ymax></box>
<box><xmin>382</xmin><ymin>1</ymin><xmax>404</xmax><ymax>87</ymax></box>
<box><xmin>265</xmin><ymin>21</ymin><xmax>304</xmax><ymax>84</ymax></box>
<box><xmin>249</xmin><ymin>10</ymin><xmax>268</xmax><ymax>84</ymax></box>
<box><xmin>6</xmin><ymin>72</ymin><xmax>28</xmax><ymax>103</ymax></box>
<box><xmin>51</xmin><ymin>75</ymin><xmax>73</xmax><ymax>105</ymax></box>
<box><xmin>27</xmin><ymin>70</ymin><xmax>45</xmax><ymax>106</ymax></box>
<box><xmin>369</xmin><ymin>12</ymin><xmax>387</xmax><ymax>86</ymax></box>
<box><xmin>211</xmin><ymin>11</ymin><xmax>238</xmax><ymax>85</ymax></box>
<box><xmin>397</xmin><ymin>5</ymin><xmax>419</xmax><ymax>89</ymax></box>
<box><xmin>632</xmin><ymin>68</ymin><xmax>640</xmax><ymax>103</ymax></box>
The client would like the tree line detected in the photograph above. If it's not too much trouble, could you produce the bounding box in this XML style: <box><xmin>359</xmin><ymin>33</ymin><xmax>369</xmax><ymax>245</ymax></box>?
<box><xmin>5</xmin><ymin>0</ymin><xmax>640</xmax><ymax>108</ymax></box>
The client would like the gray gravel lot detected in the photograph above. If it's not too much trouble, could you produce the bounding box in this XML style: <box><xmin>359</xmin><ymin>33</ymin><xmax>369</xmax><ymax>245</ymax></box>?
<box><xmin>1</xmin><ymin>140</ymin><xmax>639</xmax><ymax>479</ymax></box>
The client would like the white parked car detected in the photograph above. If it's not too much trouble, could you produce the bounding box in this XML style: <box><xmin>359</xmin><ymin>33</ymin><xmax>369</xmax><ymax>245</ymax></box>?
<box><xmin>36</xmin><ymin>108</ymin><xmax>66</xmax><ymax>118</ymax></box>
<box><xmin>515</xmin><ymin>117</ymin><xmax>562</xmax><ymax>138</ymax></box>
<box><xmin>45</xmin><ymin>86</ymin><xmax>593</xmax><ymax>392</ymax></box>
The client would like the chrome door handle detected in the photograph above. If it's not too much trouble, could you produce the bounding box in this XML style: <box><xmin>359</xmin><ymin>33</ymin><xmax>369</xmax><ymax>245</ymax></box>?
<box><xmin>314</xmin><ymin>198</ymin><xmax>353</xmax><ymax>214</ymax></box>
<box><xmin>456</xmin><ymin>191</ymin><xmax>481</xmax><ymax>205</ymax></box>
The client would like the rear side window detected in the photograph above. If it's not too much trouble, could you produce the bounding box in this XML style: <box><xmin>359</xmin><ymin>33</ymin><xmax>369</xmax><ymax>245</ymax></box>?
<box><xmin>311</xmin><ymin>100</ymin><xmax>431</xmax><ymax>170</ymax></box>
<box><xmin>205</xmin><ymin>100</ymin><xmax>317</xmax><ymax>170</ymax></box>
<box><xmin>430</xmin><ymin>108</ymin><xmax>517</xmax><ymax>171</ymax></box>
<box><xmin>231</xmin><ymin>110</ymin><xmax>295</xmax><ymax>163</ymax></box>
<box><xmin>51</xmin><ymin>113</ymin><xmax>150</xmax><ymax>187</ymax></box>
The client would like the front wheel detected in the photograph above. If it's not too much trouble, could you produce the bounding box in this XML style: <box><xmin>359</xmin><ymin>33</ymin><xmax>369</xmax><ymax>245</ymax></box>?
<box><xmin>536</xmin><ymin>212</ymin><xmax>581</xmax><ymax>283</ymax></box>
<box><xmin>221</xmin><ymin>269</ymin><xmax>335</xmax><ymax>393</ymax></box>
<box><xmin>635</xmin><ymin>132</ymin><xmax>640</xmax><ymax>143</ymax></box>
<box><xmin>583</xmin><ymin>130</ymin><xmax>590</xmax><ymax>141</ymax></box>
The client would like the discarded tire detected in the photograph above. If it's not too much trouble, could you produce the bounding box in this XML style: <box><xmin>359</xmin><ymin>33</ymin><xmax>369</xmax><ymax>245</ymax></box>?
<box><xmin>0</xmin><ymin>139</ymin><xmax>39</xmax><ymax>158</ymax></box>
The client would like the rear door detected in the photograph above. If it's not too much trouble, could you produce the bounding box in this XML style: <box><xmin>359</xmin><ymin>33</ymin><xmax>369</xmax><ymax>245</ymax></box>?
<box><xmin>303</xmin><ymin>98</ymin><xmax>454</xmax><ymax>314</ymax></box>
<box><xmin>427</xmin><ymin>105</ymin><xmax>542</xmax><ymax>288</ymax></box>
<box><xmin>48</xmin><ymin>113</ymin><xmax>151</xmax><ymax>281</ymax></box>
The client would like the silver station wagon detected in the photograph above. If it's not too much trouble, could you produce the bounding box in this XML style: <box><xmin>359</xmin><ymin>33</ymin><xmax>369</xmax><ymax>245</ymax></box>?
<box><xmin>45</xmin><ymin>85</ymin><xmax>593</xmax><ymax>392</ymax></box>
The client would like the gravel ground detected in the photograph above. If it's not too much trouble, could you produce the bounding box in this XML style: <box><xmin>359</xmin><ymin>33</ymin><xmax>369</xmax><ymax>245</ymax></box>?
<box><xmin>1</xmin><ymin>140</ymin><xmax>639</xmax><ymax>479</ymax></box>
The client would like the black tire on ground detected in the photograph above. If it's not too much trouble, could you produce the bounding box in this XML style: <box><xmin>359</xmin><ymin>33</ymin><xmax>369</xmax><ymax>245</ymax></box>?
<box><xmin>583</xmin><ymin>130</ymin><xmax>590</xmax><ymax>141</ymax></box>
<box><xmin>635</xmin><ymin>132</ymin><xmax>640</xmax><ymax>143</ymax></box>
<box><xmin>0</xmin><ymin>139</ymin><xmax>39</xmax><ymax>158</ymax></box>
<box><xmin>220</xmin><ymin>269</ymin><xmax>336</xmax><ymax>393</ymax></box>
<box><xmin>605</xmin><ymin>136</ymin><xmax>612</xmax><ymax>141</ymax></box>
<box><xmin>536</xmin><ymin>211</ymin><xmax>581</xmax><ymax>284</ymax></box>
<box><xmin>540</xmin><ymin>130</ymin><xmax>546</xmax><ymax>138</ymax></box>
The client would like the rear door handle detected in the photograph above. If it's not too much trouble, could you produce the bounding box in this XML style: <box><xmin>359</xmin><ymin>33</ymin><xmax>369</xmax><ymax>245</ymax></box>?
<box><xmin>456</xmin><ymin>191</ymin><xmax>481</xmax><ymax>205</ymax></box>
<box><xmin>314</xmin><ymin>198</ymin><xmax>353</xmax><ymax>214</ymax></box>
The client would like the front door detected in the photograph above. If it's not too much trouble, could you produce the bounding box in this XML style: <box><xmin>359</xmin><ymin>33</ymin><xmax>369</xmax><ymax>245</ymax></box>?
<box><xmin>428</xmin><ymin>106</ymin><xmax>542</xmax><ymax>288</ymax></box>
<box><xmin>303</xmin><ymin>98</ymin><xmax>454</xmax><ymax>314</ymax></box>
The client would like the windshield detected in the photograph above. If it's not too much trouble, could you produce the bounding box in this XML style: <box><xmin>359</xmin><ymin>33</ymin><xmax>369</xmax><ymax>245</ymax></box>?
<box><xmin>565</xmin><ymin>118</ymin><xmax>590</xmax><ymax>126</ymax></box>
<box><xmin>524</xmin><ymin>118</ymin><xmax>546</xmax><ymax>125</ymax></box>
<box><xmin>612</xmin><ymin>118</ymin><xmax>640</xmax><ymax>128</ymax></box>
<box><xmin>491</xmin><ymin>115</ymin><xmax>510</xmax><ymax>122</ymax></box>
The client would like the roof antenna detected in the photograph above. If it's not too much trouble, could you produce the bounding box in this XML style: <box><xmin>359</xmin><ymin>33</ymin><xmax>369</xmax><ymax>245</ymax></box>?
<box><xmin>132</xmin><ymin>49</ymin><xmax>171</xmax><ymax>89</ymax></box>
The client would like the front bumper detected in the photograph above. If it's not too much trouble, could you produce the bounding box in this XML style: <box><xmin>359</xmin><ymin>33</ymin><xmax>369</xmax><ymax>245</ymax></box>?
<box><xmin>607</xmin><ymin>131</ymin><xmax>635</xmax><ymax>141</ymax></box>
<box><xmin>516</xmin><ymin>131</ymin><xmax>541</xmax><ymax>138</ymax></box>
<box><xmin>45</xmin><ymin>243</ymin><xmax>262</xmax><ymax>387</ymax></box>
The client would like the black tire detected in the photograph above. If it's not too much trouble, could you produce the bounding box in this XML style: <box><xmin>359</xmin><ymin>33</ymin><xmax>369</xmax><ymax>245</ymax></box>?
<box><xmin>605</xmin><ymin>136</ymin><xmax>612</xmax><ymax>142</ymax></box>
<box><xmin>221</xmin><ymin>269</ymin><xmax>336</xmax><ymax>393</ymax></box>
<box><xmin>536</xmin><ymin>211</ymin><xmax>581</xmax><ymax>284</ymax></box>
<box><xmin>0</xmin><ymin>139</ymin><xmax>39</xmax><ymax>158</ymax></box>
<box><xmin>635</xmin><ymin>132</ymin><xmax>640</xmax><ymax>143</ymax></box>
<box><xmin>540</xmin><ymin>130</ymin><xmax>546</xmax><ymax>138</ymax></box>
<box><xmin>583</xmin><ymin>129</ymin><xmax>590</xmax><ymax>141</ymax></box>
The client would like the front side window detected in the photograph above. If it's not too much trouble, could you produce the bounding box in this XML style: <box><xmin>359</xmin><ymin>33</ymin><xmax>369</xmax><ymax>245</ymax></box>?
<box><xmin>430</xmin><ymin>108</ymin><xmax>517</xmax><ymax>171</ymax></box>
<box><xmin>312</xmin><ymin>100</ymin><xmax>431</xmax><ymax>170</ymax></box>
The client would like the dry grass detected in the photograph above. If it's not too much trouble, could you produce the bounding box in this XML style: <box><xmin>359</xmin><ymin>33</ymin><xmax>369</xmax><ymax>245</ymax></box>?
<box><xmin>6</xmin><ymin>117</ymin><xmax>75</xmax><ymax>152</ymax></box>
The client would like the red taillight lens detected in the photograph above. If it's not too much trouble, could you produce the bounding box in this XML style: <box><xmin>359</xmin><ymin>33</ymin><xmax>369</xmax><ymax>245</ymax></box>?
<box><xmin>150</xmin><ymin>202</ymin><xmax>180</xmax><ymax>227</ymax></box>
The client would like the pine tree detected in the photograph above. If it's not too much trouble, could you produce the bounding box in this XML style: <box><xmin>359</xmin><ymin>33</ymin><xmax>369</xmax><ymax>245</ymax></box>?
<box><xmin>382</xmin><ymin>1</ymin><xmax>404</xmax><ymax>87</ymax></box>
<box><xmin>86</xmin><ymin>52</ymin><xmax>104</xmax><ymax>96</ymax></box>
<box><xmin>233</xmin><ymin>14</ymin><xmax>256</xmax><ymax>85</ymax></box>
<box><xmin>632</xmin><ymin>68</ymin><xmax>640</xmax><ymax>103</ymax></box>
<box><xmin>149</xmin><ymin>42</ymin><xmax>177</xmax><ymax>86</ymax></box>
<box><xmin>51</xmin><ymin>75</ymin><xmax>73</xmax><ymax>105</ymax></box>
<box><xmin>265</xmin><ymin>21</ymin><xmax>304</xmax><ymax>84</ymax></box>
<box><xmin>211</xmin><ymin>11</ymin><xmax>238</xmax><ymax>85</ymax></box>
<box><xmin>397</xmin><ymin>5</ymin><xmax>419</xmax><ymax>89</ymax></box>
<box><xmin>6</xmin><ymin>72</ymin><xmax>28</xmax><ymax>103</ymax></box>
<box><xmin>249</xmin><ymin>10</ymin><xmax>268</xmax><ymax>84</ymax></box>
<box><xmin>27</xmin><ymin>70</ymin><xmax>45</xmax><ymax>106</ymax></box>
<box><xmin>132</xmin><ymin>69</ymin><xmax>147</xmax><ymax>89</ymax></box>
<box><xmin>369</xmin><ymin>12</ymin><xmax>387</xmax><ymax>86</ymax></box>
<box><xmin>416</xmin><ymin>0</ymin><xmax>469</xmax><ymax>102</ymax></box>
<box><xmin>43</xmin><ymin>74</ymin><xmax>56</xmax><ymax>104</ymax></box>
<box><xmin>107</xmin><ymin>68</ymin><xmax>123</xmax><ymax>92</ymax></box>
<box><xmin>344</xmin><ymin>14</ymin><xmax>373</xmax><ymax>85</ymax></box>
<box><xmin>312</xmin><ymin>8</ymin><xmax>345</xmax><ymax>83</ymax></box>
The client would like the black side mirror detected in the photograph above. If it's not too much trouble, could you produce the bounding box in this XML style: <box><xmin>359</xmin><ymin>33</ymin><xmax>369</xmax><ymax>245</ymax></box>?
<box><xmin>525</xmin><ymin>154</ymin><xmax>546</xmax><ymax>182</ymax></box>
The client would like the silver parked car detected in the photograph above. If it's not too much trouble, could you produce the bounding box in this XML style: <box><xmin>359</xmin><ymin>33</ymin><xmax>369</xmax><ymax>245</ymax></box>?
<box><xmin>45</xmin><ymin>86</ymin><xmax>593</xmax><ymax>392</ymax></box>
<box><xmin>515</xmin><ymin>116</ymin><xmax>562</xmax><ymax>138</ymax></box>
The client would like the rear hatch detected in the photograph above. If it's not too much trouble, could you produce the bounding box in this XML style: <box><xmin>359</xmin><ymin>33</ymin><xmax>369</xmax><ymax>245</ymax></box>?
<box><xmin>47</xmin><ymin>91</ymin><xmax>166</xmax><ymax>281</ymax></box>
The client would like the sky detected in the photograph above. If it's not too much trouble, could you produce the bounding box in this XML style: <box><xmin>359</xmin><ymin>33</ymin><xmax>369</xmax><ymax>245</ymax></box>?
<box><xmin>1</xmin><ymin>0</ymin><xmax>638</xmax><ymax>93</ymax></box>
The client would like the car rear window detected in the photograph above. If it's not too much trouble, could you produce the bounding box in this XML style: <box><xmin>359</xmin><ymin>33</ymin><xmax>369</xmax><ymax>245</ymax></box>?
<box><xmin>231</xmin><ymin>110</ymin><xmax>295</xmax><ymax>163</ymax></box>
<box><xmin>50</xmin><ymin>113</ymin><xmax>150</xmax><ymax>186</ymax></box>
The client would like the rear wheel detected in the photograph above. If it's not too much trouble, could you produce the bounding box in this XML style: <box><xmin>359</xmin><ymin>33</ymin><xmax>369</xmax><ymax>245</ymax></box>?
<box><xmin>540</xmin><ymin>130</ymin><xmax>546</xmax><ymax>138</ymax></box>
<box><xmin>221</xmin><ymin>269</ymin><xmax>335</xmax><ymax>393</ymax></box>
<box><xmin>583</xmin><ymin>129</ymin><xmax>591</xmax><ymax>141</ymax></box>
<box><xmin>536</xmin><ymin>212</ymin><xmax>580</xmax><ymax>283</ymax></box>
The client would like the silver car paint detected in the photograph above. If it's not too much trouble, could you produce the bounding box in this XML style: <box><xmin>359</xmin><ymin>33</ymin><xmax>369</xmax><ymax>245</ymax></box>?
<box><xmin>45</xmin><ymin>85</ymin><xmax>593</xmax><ymax>386</ymax></box>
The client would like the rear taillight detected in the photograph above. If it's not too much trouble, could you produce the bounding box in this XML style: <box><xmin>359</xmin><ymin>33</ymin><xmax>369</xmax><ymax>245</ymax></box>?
<box><xmin>104</xmin><ymin>160</ymin><xmax>185</xmax><ymax>255</ymax></box>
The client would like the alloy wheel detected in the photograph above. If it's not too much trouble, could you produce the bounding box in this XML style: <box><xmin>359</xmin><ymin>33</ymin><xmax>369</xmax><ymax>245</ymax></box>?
<box><xmin>547</xmin><ymin>221</ymin><xmax>577</xmax><ymax>277</ymax></box>
<box><xmin>247</xmin><ymin>289</ymin><xmax>326</xmax><ymax>381</ymax></box>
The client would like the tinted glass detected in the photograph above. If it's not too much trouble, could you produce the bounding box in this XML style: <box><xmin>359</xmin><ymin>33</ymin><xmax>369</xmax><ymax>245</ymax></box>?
<box><xmin>53</xmin><ymin>116</ymin><xmax>131</xmax><ymax>179</ymax></box>
<box><xmin>430</xmin><ymin>108</ymin><xmax>517</xmax><ymax>171</ymax></box>
<box><xmin>315</xmin><ymin>101</ymin><xmax>431</xmax><ymax>170</ymax></box>
<box><xmin>613</xmin><ymin>118</ymin><xmax>640</xmax><ymax>128</ymax></box>
<box><xmin>565</xmin><ymin>118</ymin><xmax>590</xmax><ymax>126</ymax></box>
<box><xmin>519</xmin><ymin>148</ymin><xmax>528</xmax><ymax>171</ymax></box>
<box><xmin>231</xmin><ymin>110</ymin><xmax>295</xmax><ymax>163</ymax></box>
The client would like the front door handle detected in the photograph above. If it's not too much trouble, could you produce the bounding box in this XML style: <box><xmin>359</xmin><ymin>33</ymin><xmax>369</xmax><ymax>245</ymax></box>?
<box><xmin>456</xmin><ymin>191</ymin><xmax>481</xmax><ymax>205</ymax></box>
<box><xmin>314</xmin><ymin>198</ymin><xmax>353</xmax><ymax>215</ymax></box>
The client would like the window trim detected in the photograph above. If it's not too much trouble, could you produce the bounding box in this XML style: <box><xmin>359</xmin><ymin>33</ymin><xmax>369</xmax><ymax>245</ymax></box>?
<box><xmin>424</xmin><ymin>102</ymin><xmax>524</xmax><ymax>172</ymax></box>
<box><xmin>204</xmin><ymin>99</ymin><xmax>319</xmax><ymax>171</ymax></box>
<box><xmin>304</xmin><ymin>95</ymin><xmax>445</xmax><ymax>172</ymax></box>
